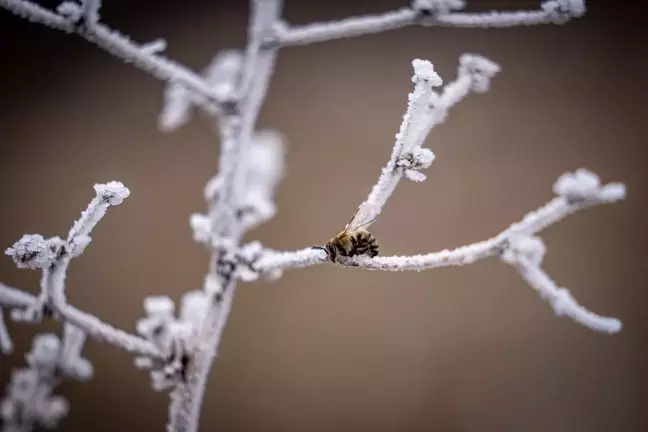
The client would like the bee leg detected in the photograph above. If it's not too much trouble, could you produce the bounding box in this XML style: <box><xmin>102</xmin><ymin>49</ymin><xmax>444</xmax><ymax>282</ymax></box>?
<box><xmin>369</xmin><ymin>244</ymin><xmax>379</xmax><ymax>258</ymax></box>
<box><xmin>356</xmin><ymin>245</ymin><xmax>370</xmax><ymax>256</ymax></box>
<box><xmin>325</xmin><ymin>243</ymin><xmax>337</xmax><ymax>262</ymax></box>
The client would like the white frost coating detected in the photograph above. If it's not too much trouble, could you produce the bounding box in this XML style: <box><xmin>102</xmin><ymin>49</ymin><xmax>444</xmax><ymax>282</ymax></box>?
<box><xmin>56</xmin><ymin>1</ymin><xmax>81</xmax><ymax>21</ymax></box>
<box><xmin>203</xmin><ymin>129</ymin><xmax>287</xmax><ymax>231</ymax></box>
<box><xmin>238</xmin><ymin>129</ymin><xmax>287</xmax><ymax>229</ymax></box>
<box><xmin>159</xmin><ymin>49</ymin><xmax>244</xmax><ymax>132</ymax></box>
<box><xmin>278</xmin><ymin>1</ymin><xmax>586</xmax><ymax>47</ymax></box>
<box><xmin>459</xmin><ymin>54</ymin><xmax>501</xmax><ymax>93</ymax></box>
<box><xmin>141</xmin><ymin>39</ymin><xmax>167</xmax><ymax>55</ymax></box>
<box><xmin>135</xmin><ymin>292</ymin><xmax>208</xmax><ymax>392</ymax></box>
<box><xmin>80</xmin><ymin>0</ymin><xmax>101</xmax><ymax>26</ymax></box>
<box><xmin>412</xmin><ymin>59</ymin><xmax>443</xmax><ymax>86</ymax></box>
<box><xmin>501</xmin><ymin>234</ymin><xmax>546</xmax><ymax>267</ymax></box>
<box><xmin>5</xmin><ymin>234</ymin><xmax>60</xmax><ymax>270</ymax></box>
<box><xmin>179</xmin><ymin>291</ymin><xmax>210</xmax><ymax>328</ymax></box>
<box><xmin>553</xmin><ymin>168</ymin><xmax>626</xmax><ymax>203</ymax></box>
<box><xmin>189</xmin><ymin>213</ymin><xmax>212</xmax><ymax>245</ymax></box>
<box><xmin>412</xmin><ymin>0</ymin><xmax>466</xmax><ymax>15</ymax></box>
<box><xmin>253</xmin><ymin>169</ymin><xmax>624</xmax><ymax>335</ymax></box>
<box><xmin>205</xmin><ymin>49</ymin><xmax>245</xmax><ymax>102</ymax></box>
<box><xmin>2</xmin><ymin>184</ymin><xmax>164</xmax><ymax>364</ymax></box>
<box><xmin>0</xmin><ymin>329</ymin><xmax>93</xmax><ymax>432</ymax></box>
<box><xmin>0</xmin><ymin>308</ymin><xmax>12</xmax><ymax>354</ymax></box>
<box><xmin>62</xmin><ymin>182</ymin><xmax>129</xmax><ymax>257</ymax></box>
<box><xmin>514</xmin><ymin>258</ymin><xmax>621</xmax><ymax>333</ymax></box>
<box><xmin>94</xmin><ymin>181</ymin><xmax>130</xmax><ymax>205</ymax></box>
<box><xmin>352</xmin><ymin>59</ymin><xmax>442</xmax><ymax>228</ymax></box>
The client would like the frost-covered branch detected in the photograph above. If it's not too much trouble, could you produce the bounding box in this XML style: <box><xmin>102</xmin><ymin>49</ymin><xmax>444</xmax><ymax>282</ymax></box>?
<box><xmin>0</xmin><ymin>0</ymin><xmax>225</xmax><ymax>114</ymax></box>
<box><xmin>253</xmin><ymin>168</ymin><xmax>625</xmax><ymax>333</ymax></box>
<box><xmin>1</xmin><ymin>182</ymin><xmax>163</xmax><ymax>360</ymax></box>
<box><xmin>276</xmin><ymin>0</ymin><xmax>586</xmax><ymax>46</ymax></box>
<box><xmin>0</xmin><ymin>325</ymin><xmax>93</xmax><ymax>432</ymax></box>
<box><xmin>0</xmin><ymin>284</ymin><xmax>36</xmax><ymax>354</ymax></box>
<box><xmin>166</xmin><ymin>2</ymin><xmax>285</xmax><ymax>431</ymax></box>
<box><xmin>351</xmin><ymin>55</ymin><xmax>499</xmax><ymax>227</ymax></box>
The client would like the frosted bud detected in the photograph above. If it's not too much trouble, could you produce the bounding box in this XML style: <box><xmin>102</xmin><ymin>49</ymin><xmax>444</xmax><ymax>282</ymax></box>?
<box><xmin>26</xmin><ymin>333</ymin><xmax>61</xmax><ymax>371</ymax></box>
<box><xmin>1</xmin><ymin>398</ymin><xmax>15</xmax><ymax>420</ymax></box>
<box><xmin>189</xmin><ymin>213</ymin><xmax>212</xmax><ymax>244</ymax></box>
<box><xmin>39</xmin><ymin>395</ymin><xmax>70</xmax><ymax>428</ymax></box>
<box><xmin>56</xmin><ymin>2</ymin><xmax>81</xmax><ymax>20</ymax></box>
<box><xmin>412</xmin><ymin>0</ymin><xmax>465</xmax><ymax>25</ymax></box>
<box><xmin>179</xmin><ymin>290</ymin><xmax>209</xmax><ymax>328</ymax></box>
<box><xmin>553</xmin><ymin>169</ymin><xmax>604</xmax><ymax>202</ymax></box>
<box><xmin>459</xmin><ymin>54</ymin><xmax>501</xmax><ymax>93</ymax></box>
<box><xmin>501</xmin><ymin>235</ymin><xmax>546</xmax><ymax>267</ymax></box>
<box><xmin>412</xmin><ymin>59</ymin><xmax>443</xmax><ymax>87</ymax></box>
<box><xmin>203</xmin><ymin>175</ymin><xmax>222</xmax><ymax>202</ymax></box>
<box><xmin>6</xmin><ymin>234</ymin><xmax>56</xmax><ymax>270</ymax></box>
<box><xmin>398</xmin><ymin>147</ymin><xmax>435</xmax><ymax>182</ymax></box>
<box><xmin>5</xmin><ymin>369</ymin><xmax>37</xmax><ymax>400</ymax></box>
<box><xmin>203</xmin><ymin>274</ymin><xmax>222</xmax><ymax>295</ymax></box>
<box><xmin>598</xmin><ymin>183</ymin><xmax>626</xmax><ymax>203</ymax></box>
<box><xmin>556</xmin><ymin>0</ymin><xmax>586</xmax><ymax>17</ymax></box>
<box><xmin>144</xmin><ymin>296</ymin><xmax>174</xmax><ymax>317</ymax></box>
<box><xmin>204</xmin><ymin>49</ymin><xmax>244</xmax><ymax>102</ymax></box>
<box><xmin>160</xmin><ymin>81</ymin><xmax>191</xmax><ymax>132</ymax></box>
<box><xmin>94</xmin><ymin>181</ymin><xmax>130</xmax><ymax>205</ymax></box>
<box><xmin>542</xmin><ymin>0</ymin><xmax>585</xmax><ymax>23</ymax></box>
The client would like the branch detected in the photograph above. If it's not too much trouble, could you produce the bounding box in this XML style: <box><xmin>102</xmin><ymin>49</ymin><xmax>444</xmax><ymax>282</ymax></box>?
<box><xmin>166</xmin><ymin>2</ymin><xmax>285</xmax><ymax>431</ymax></box>
<box><xmin>254</xmin><ymin>169</ymin><xmax>625</xmax><ymax>333</ymax></box>
<box><xmin>2</xmin><ymin>182</ymin><xmax>163</xmax><ymax>360</ymax></box>
<box><xmin>276</xmin><ymin>0</ymin><xmax>586</xmax><ymax>46</ymax></box>
<box><xmin>338</xmin><ymin>55</ymin><xmax>499</xmax><ymax>236</ymax></box>
<box><xmin>0</xmin><ymin>324</ymin><xmax>93</xmax><ymax>432</ymax></box>
<box><xmin>0</xmin><ymin>0</ymin><xmax>224</xmax><ymax>115</ymax></box>
<box><xmin>0</xmin><ymin>283</ymin><xmax>36</xmax><ymax>354</ymax></box>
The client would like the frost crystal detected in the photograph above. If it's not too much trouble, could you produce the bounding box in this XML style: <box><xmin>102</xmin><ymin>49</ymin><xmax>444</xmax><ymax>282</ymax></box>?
<box><xmin>94</xmin><ymin>181</ymin><xmax>130</xmax><ymax>205</ymax></box>
<box><xmin>5</xmin><ymin>235</ymin><xmax>61</xmax><ymax>270</ymax></box>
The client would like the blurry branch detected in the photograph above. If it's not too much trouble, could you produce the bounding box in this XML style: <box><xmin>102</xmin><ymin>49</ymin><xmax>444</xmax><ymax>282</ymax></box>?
<box><xmin>275</xmin><ymin>0</ymin><xmax>586</xmax><ymax>46</ymax></box>
<box><xmin>166</xmin><ymin>2</ymin><xmax>284</xmax><ymax>432</ymax></box>
<box><xmin>0</xmin><ymin>283</ymin><xmax>35</xmax><ymax>354</ymax></box>
<box><xmin>0</xmin><ymin>0</ymin><xmax>225</xmax><ymax>115</ymax></box>
<box><xmin>0</xmin><ymin>182</ymin><xmax>163</xmax><ymax>360</ymax></box>
<box><xmin>1</xmin><ymin>325</ymin><xmax>93</xmax><ymax>432</ymax></box>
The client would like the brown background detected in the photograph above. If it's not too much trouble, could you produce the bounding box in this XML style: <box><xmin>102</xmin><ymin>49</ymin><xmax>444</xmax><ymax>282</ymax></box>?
<box><xmin>1</xmin><ymin>1</ymin><xmax>646</xmax><ymax>431</ymax></box>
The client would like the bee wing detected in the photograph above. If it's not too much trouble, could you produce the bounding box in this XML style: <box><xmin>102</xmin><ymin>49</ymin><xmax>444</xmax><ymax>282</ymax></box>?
<box><xmin>345</xmin><ymin>205</ymin><xmax>376</xmax><ymax>231</ymax></box>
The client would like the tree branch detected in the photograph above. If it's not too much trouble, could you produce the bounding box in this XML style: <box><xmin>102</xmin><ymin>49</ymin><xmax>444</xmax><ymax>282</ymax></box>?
<box><xmin>1</xmin><ymin>182</ymin><xmax>163</xmax><ymax>360</ymax></box>
<box><xmin>276</xmin><ymin>0</ymin><xmax>586</xmax><ymax>46</ymax></box>
<box><xmin>0</xmin><ymin>0</ymin><xmax>225</xmax><ymax>115</ymax></box>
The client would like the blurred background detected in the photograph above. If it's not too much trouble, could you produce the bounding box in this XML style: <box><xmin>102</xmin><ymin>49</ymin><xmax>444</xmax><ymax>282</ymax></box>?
<box><xmin>1</xmin><ymin>0</ymin><xmax>646</xmax><ymax>431</ymax></box>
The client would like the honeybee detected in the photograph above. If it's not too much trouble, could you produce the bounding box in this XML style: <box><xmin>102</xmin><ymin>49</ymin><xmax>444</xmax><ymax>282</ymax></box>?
<box><xmin>315</xmin><ymin>207</ymin><xmax>379</xmax><ymax>262</ymax></box>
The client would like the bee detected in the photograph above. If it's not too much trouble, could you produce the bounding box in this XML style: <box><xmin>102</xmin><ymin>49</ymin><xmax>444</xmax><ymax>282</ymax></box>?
<box><xmin>315</xmin><ymin>207</ymin><xmax>379</xmax><ymax>262</ymax></box>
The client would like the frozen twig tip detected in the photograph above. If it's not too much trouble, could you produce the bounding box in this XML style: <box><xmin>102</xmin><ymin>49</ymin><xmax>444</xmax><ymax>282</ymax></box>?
<box><xmin>412</xmin><ymin>59</ymin><xmax>443</xmax><ymax>86</ymax></box>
